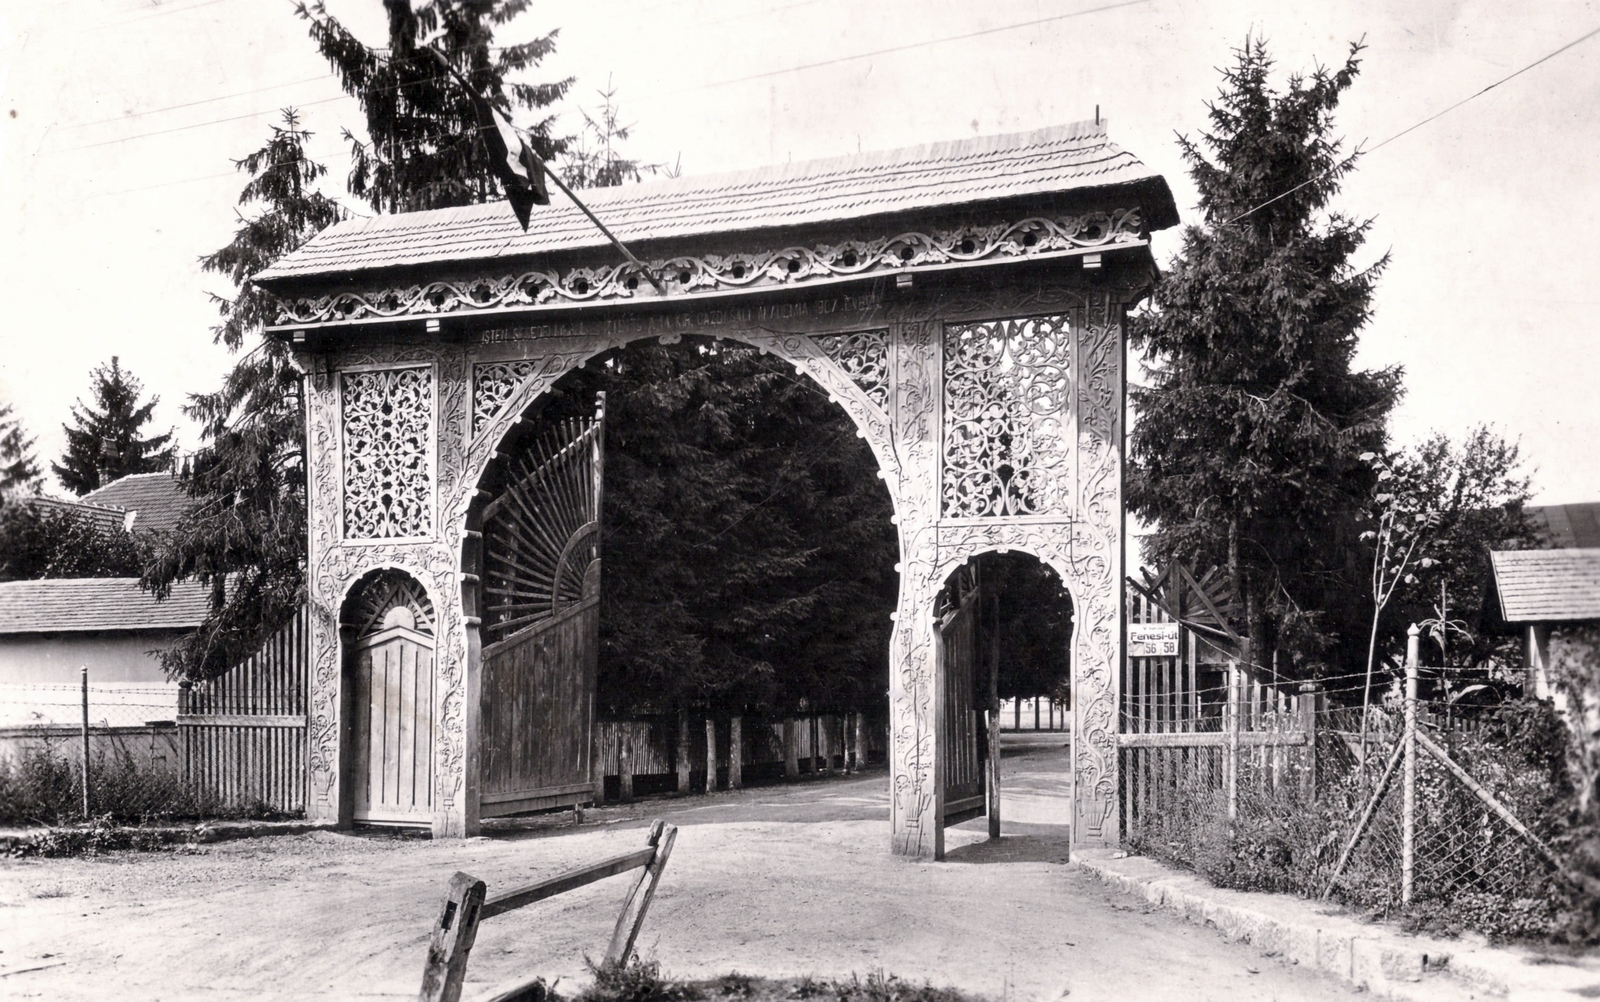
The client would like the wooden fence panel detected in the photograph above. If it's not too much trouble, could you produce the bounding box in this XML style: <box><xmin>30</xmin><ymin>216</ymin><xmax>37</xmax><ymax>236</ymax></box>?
<box><xmin>178</xmin><ymin>607</ymin><xmax>308</xmax><ymax>814</ymax></box>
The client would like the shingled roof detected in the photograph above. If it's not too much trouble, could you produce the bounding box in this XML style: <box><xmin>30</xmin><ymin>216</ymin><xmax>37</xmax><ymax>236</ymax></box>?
<box><xmin>84</xmin><ymin>472</ymin><xmax>194</xmax><ymax>538</ymax></box>
<box><xmin>255</xmin><ymin>120</ymin><xmax>1177</xmax><ymax>284</ymax></box>
<box><xmin>1489</xmin><ymin>549</ymin><xmax>1600</xmax><ymax>623</ymax></box>
<box><xmin>26</xmin><ymin>495</ymin><xmax>130</xmax><ymax>536</ymax></box>
<box><xmin>0</xmin><ymin>578</ymin><xmax>211</xmax><ymax>634</ymax></box>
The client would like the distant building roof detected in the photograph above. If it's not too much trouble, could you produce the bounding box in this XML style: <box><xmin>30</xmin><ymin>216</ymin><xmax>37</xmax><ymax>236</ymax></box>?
<box><xmin>1489</xmin><ymin>549</ymin><xmax>1600</xmax><ymax>624</ymax></box>
<box><xmin>83</xmin><ymin>472</ymin><xmax>194</xmax><ymax>538</ymax></box>
<box><xmin>1527</xmin><ymin>503</ymin><xmax>1600</xmax><ymax>549</ymax></box>
<box><xmin>0</xmin><ymin>578</ymin><xmax>211</xmax><ymax>634</ymax></box>
<box><xmin>256</xmin><ymin>120</ymin><xmax>1179</xmax><ymax>284</ymax></box>
<box><xmin>26</xmin><ymin>495</ymin><xmax>130</xmax><ymax>535</ymax></box>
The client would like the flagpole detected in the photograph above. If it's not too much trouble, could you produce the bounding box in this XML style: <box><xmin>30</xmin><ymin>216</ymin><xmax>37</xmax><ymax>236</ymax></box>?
<box><xmin>424</xmin><ymin>45</ymin><xmax>668</xmax><ymax>296</ymax></box>
<box><xmin>540</xmin><ymin>168</ymin><xmax>668</xmax><ymax>296</ymax></box>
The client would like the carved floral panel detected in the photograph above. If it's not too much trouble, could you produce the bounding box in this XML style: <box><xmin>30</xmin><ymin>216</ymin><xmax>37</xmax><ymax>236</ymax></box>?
<box><xmin>813</xmin><ymin>330</ymin><xmax>889</xmax><ymax>410</ymax></box>
<box><xmin>473</xmin><ymin>361</ymin><xmax>537</xmax><ymax>437</ymax></box>
<box><xmin>942</xmin><ymin>314</ymin><xmax>1073</xmax><ymax>518</ymax></box>
<box><xmin>341</xmin><ymin>366</ymin><xmax>434</xmax><ymax>540</ymax></box>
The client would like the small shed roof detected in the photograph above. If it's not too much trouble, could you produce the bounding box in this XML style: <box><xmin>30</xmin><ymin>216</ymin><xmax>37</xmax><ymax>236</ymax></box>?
<box><xmin>0</xmin><ymin>578</ymin><xmax>211</xmax><ymax>635</ymax></box>
<box><xmin>1489</xmin><ymin>548</ymin><xmax>1600</xmax><ymax>623</ymax></box>
<box><xmin>256</xmin><ymin>120</ymin><xmax>1177</xmax><ymax>284</ymax></box>
<box><xmin>84</xmin><ymin>473</ymin><xmax>194</xmax><ymax>538</ymax></box>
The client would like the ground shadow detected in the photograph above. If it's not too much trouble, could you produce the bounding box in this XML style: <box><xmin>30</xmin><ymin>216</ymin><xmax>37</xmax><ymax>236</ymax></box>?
<box><xmin>942</xmin><ymin>822</ymin><xmax>1074</xmax><ymax>865</ymax></box>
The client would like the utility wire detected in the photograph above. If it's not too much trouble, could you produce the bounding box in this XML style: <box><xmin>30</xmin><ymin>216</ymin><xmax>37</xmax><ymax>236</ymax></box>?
<box><xmin>659</xmin><ymin>0</ymin><xmax>1151</xmax><ymax>96</ymax></box>
<box><xmin>40</xmin><ymin>0</ymin><xmax>1143</xmax><ymax>154</ymax></box>
<box><xmin>1223</xmin><ymin>24</ymin><xmax>1600</xmax><ymax>226</ymax></box>
<box><xmin>58</xmin><ymin>76</ymin><xmax>332</xmax><ymax>131</ymax></box>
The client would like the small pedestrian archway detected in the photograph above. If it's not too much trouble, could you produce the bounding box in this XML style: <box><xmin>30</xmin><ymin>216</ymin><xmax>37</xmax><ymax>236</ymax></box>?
<box><xmin>258</xmin><ymin>121</ymin><xmax>1178</xmax><ymax>852</ymax></box>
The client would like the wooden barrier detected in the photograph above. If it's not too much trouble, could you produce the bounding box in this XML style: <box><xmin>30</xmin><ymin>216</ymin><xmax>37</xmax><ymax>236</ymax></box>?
<box><xmin>178</xmin><ymin>608</ymin><xmax>308</xmax><ymax>813</ymax></box>
<box><xmin>420</xmin><ymin>820</ymin><xmax>679</xmax><ymax>1002</ymax></box>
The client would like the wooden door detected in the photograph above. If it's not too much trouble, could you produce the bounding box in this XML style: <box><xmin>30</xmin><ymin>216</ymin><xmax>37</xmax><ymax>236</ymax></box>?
<box><xmin>938</xmin><ymin>565</ymin><xmax>986</xmax><ymax>830</ymax></box>
<box><xmin>350</xmin><ymin>614</ymin><xmax>436</xmax><ymax>824</ymax></box>
<box><xmin>477</xmin><ymin>396</ymin><xmax>604</xmax><ymax>817</ymax></box>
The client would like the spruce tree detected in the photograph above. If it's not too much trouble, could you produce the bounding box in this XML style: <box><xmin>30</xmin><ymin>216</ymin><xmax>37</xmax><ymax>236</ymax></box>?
<box><xmin>295</xmin><ymin>0</ymin><xmax>570</xmax><ymax>214</ymax></box>
<box><xmin>144</xmin><ymin>111</ymin><xmax>343</xmax><ymax>679</ymax></box>
<box><xmin>1129</xmin><ymin>39</ymin><xmax>1402</xmax><ymax>676</ymax></box>
<box><xmin>53</xmin><ymin>357</ymin><xmax>176</xmax><ymax>495</ymax></box>
<box><xmin>0</xmin><ymin>403</ymin><xmax>41</xmax><ymax>497</ymax></box>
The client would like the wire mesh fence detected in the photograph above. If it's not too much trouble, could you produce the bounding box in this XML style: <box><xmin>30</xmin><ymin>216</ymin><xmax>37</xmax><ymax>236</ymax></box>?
<box><xmin>1124</xmin><ymin>658</ymin><xmax>1595</xmax><ymax>940</ymax></box>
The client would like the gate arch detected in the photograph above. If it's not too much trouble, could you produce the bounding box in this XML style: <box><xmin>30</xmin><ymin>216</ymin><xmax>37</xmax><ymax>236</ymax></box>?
<box><xmin>269</xmin><ymin>120</ymin><xmax>1176</xmax><ymax>849</ymax></box>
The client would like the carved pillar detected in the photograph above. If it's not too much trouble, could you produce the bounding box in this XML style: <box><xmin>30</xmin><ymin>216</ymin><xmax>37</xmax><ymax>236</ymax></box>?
<box><xmin>887</xmin><ymin>318</ymin><xmax>942</xmax><ymax>856</ymax></box>
<box><xmin>298</xmin><ymin>346</ymin><xmax>478</xmax><ymax>839</ymax></box>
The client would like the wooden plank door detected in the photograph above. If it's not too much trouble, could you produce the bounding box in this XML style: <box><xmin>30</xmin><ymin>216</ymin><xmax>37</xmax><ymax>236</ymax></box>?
<box><xmin>477</xmin><ymin>395</ymin><xmax>604</xmax><ymax>817</ymax></box>
<box><xmin>938</xmin><ymin>566</ymin><xmax>986</xmax><ymax>831</ymax></box>
<box><xmin>352</xmin><ymin>623</ymin><xmax>436</xmax><ymax>823</ymax></box>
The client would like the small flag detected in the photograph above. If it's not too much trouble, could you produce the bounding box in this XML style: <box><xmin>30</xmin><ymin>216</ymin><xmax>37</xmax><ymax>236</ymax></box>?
<box><xmin>430</xmin><ymin>47</ymin><xmax>549</xmax><ymax>230</ymax></box>
<box><xmin>469</xmin><ymin>97</ymin><xmax>549</xmax><ymax>230</ymax></box>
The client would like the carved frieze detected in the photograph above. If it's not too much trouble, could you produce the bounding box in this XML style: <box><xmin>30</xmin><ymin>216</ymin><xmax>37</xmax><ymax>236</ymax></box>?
<box><xmin>273</xmin><ymin>212</ymin><xmax>1144</xmax><ymax>325</ymax></box>
<box><xmin>341</xmin><ymin>366</ymin><xmax>434</xmax><ymax>540</ymax></box>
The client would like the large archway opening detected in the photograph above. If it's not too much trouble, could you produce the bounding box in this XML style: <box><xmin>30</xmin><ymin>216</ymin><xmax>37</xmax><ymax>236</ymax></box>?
<box><xmin>466</xmin><ymin>333</ymin><xmax>899</xmax><ymax>813</ymax></box>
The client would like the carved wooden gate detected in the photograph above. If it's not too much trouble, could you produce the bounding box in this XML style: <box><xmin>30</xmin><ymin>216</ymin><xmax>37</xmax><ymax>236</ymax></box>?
<box><xmin>937</xmin><ymin>565</ymin><xmax>986</xmax><ymax>834</ymax></box>
<box><xmin>347</xmin><ymin>573</ymin><xmax>438</xmax><ymax>825</ymax></box>
<box><xmin>476</xmin><ymin>396</ymin><xmax>604</xmax><ymax>817</ymax></box>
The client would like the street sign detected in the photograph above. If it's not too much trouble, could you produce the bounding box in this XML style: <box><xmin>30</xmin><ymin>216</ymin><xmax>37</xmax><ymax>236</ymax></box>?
<box><xmin>1129</xmin><ymin>621</ymin><xmax>1181</xmax><ymax>657</ymax></box>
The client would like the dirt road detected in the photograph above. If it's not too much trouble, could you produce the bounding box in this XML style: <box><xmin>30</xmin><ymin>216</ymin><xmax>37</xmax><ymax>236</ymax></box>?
<box><xmin>0</xmin><ymin>734</ymin><xmax>1355</xmax><ymax>1001</ymax></box>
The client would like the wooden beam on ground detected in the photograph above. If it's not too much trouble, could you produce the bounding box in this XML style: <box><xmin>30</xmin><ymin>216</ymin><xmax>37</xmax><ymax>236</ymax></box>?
<box><xmin>604</xmin><ymin>820</ymin><xmax>678</xmax><ymax>965</ymax></box>
<box><xmin>419</xmin><ymin>871</ymin><xmax>487</xmax><ymax>1002</ymax></box>
<box><xmin>480</xmin><ymin>848</ymin><xmax>657</xmax><ymax>920</ymax></box>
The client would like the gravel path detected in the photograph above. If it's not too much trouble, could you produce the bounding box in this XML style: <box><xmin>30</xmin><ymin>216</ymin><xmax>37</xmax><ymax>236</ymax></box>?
<box><xmin>0</xmin><ymin>734</ymin><xmax>1357</xmax><ymax>1001</ymax></box>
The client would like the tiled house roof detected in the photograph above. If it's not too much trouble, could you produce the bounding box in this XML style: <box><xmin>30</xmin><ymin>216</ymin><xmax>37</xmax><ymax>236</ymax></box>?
<box><xmin>26</xmin><ymin>495</ymin><xmax>130</xmax><ymax>535</ymax></box>
<box><xmin>83</xmin><ymin>472</ymin><xmax>194</xmax><ymax>538</ymax></box>
<box><xmin>256</xmin><ymin>121</ymin><xmax>1178</xmax><ymax>283</ymax></box>
<box><xmin>0</xmin><ymin>578</ymin><xmax>212</xmax><ymax>634</ymax></box>
<box><xmin>1527</xmin><ymin>503</ymin><xmax>1600</xmax><ymax>549</ymax></box>
<box><xmin>1489</xmin><ymin>549</ymin><xmax>1600</xmax><ymax>623</ymax></box>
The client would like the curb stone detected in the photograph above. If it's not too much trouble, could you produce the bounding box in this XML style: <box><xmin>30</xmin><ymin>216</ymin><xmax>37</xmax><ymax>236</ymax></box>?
<box><xmin>1073</xmin><ymin>849</ymin><xmax>1600</xmax><ymax>1001</ymax></box>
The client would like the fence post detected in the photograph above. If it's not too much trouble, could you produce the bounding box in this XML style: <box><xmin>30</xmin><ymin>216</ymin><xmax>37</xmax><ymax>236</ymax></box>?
<box><xmin>1402</xmin><ymin>624</ymin><xmax>1420</xmax><ymax>907</ymax></box>
<box><xmin>704</xmin><ymin>717</ymin><xmax>717</xmax><ymax>792</ymax></box>
<box><xmin>676</xmin><ymin>711</ymin><xmax>691</xmax><ymax>794</ymax></box>
<box><xmin>729</xmin><ymin>715</ymin><xmax>743</xmax><ymax>789</ymax></box>
<box><xmin>1298</xmin><ymin>681</ymin><xmax>1320</xmax><ymax>800</ymax></box>
<box><xmin>80</xmin><ymin>666</ymin><xmax>92</xmax><ymax>819</ymax></box>
<box><xmin>1225</xmin><ymin>660</ymin><xmax>1240</xmax><ymax>821</ymax></box>
<box><xmin>619</xmin><ymin>738</ymin><xmax>633</xmax><ymax>804</ymax></box>
<box><xmin>783</xmin><ymin>718</ymin><xmax>799</xmax><ymax>780</ymax></box>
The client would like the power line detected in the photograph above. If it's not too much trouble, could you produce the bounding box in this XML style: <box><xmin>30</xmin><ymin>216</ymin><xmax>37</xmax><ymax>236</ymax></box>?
<box><xmin>97</xmin><ymin>0</ymin><xmax>241</xmax><ymax>29</ymax></box>
<box><xmin>40</xmin><ymin>0</ymin><xmax>1145</xmax><ymax>155</ymax></box>
<box><xmin>659</xmin><ymin>0</ymin><xmax>1151</xmax><ymax>96</ymax></box>
<box><xmin>1223</xmin><ymin>24</ymin><xmax>1600</xmax><ymax>227</ymax></box>
<box><xmin>58</xmin><ymin>76</ymin><xmax>333</xmax><ymax>131</ymax></box>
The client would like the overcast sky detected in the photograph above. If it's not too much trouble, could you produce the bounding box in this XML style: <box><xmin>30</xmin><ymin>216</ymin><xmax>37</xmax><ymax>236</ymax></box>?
<box><xmin>2</xmin><ymin>0</ymin><xmax>1597</xmax><ymax>504</ymax></box>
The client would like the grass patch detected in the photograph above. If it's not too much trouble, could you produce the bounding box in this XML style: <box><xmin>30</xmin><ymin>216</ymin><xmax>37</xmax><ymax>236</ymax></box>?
<box><xmin>572</xmin><ymin>959</ymin><xmax>986</xmax><ymax>1002</ymax></box>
